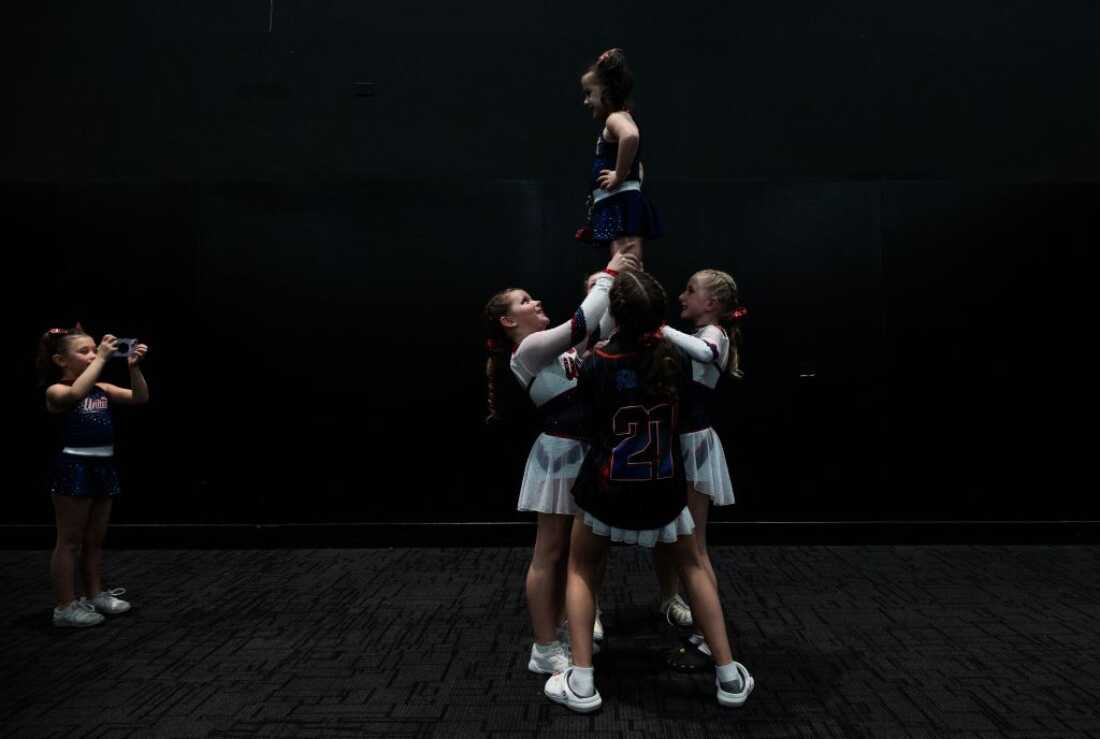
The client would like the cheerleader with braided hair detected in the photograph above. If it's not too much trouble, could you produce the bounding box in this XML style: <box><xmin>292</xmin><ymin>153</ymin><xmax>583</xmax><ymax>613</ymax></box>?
<box><xmin>544</xmin><ymin>269</ymin><xmax>752</xmax><ymax>713</ymax></box>
<box><xmin>650</xmin><ymin>269</ymin><xmax>749</xmax><ymax>670</ymax></box>
<box><xmin>483</xmin><ymin>250</ymin><xmax>638</xmax><ymax>676</ymax></box>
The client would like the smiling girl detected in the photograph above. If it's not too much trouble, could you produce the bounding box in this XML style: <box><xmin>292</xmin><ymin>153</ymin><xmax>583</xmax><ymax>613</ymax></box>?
<box><xmin>484</xmin><ymin>250</ymin><xmax>637</xmax><ymax>674</ymax></box>
<box><xmin>36</xmin><ymin>324</ymin><xmax>149</xmax><ymax>628</ymax></box>
<box><xmin>575</xmin><ymin>48</ymin><xmax>663</xmax><ymax>261</ymax></box>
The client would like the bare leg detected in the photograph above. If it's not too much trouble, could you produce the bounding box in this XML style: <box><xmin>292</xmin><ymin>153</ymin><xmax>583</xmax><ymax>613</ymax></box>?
<box><xmin>526</xmin><ymin>513</ymin><xmax>573</xmax><ymax>644</ymax></box>
<box><xmin>683</xmin><ymin>490</ymin><xmax>720</xmax><ymax>629</ymax></box>
<box><xmin>663</xmin><ymin>532</ymin><xmax>734</xmax><ymax>666</ymax></box>
<box><xmin>51</xmin><ymin>496</ymin><xmax>93</xmax><ymax>608</ymax></box>
<box><xmin>80</xmin><ymin>497</ymin><xmax>114</xmax><ymax>597</ymax></box>
<box><xmin>610</xmin><ymin>236</ymin><xmax>643</xmax><ymax>263</ymax></box>
<box><xmin>555</xmin><ymin>551</ymin><xmax>569</xmax><ymax>627</ymax></box>
<box><xmin>565</xmin><ymin>514</ymin><xmax>609</xmax><ymax>667</ymax></box>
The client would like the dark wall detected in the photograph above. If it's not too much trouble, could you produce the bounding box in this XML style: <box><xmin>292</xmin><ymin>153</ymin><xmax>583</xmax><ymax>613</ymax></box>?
<box><xmin>7</xmin><ymin>2</ymin><xmax>1098</xmax><ymax>524</ymax></box>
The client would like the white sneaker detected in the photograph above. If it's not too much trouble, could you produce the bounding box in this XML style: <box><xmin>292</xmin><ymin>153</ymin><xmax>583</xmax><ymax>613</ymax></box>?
<box><xmin>528</xmin><ymin>642</ymin><xmax>571</xmax><ymax>675</ymax></box>
<box><xmin>53</xmin><ymin>600</ymin><xmax>105</xmax><ymax>628</ymax></box>
<box><xmin>658</xmin><ymin>594</ymin><xmax>694</xmax><ymax>627</ymax></box>
<box><xmin>716</xmin><ymin>662</ymin><xmax>755</xmax><ymax>707</ymax></box>
<box><xmin>85</xmin><ymin>588</ymin><xmax>131</xmax><ymax>615</ymax></box>
<box><xmin>545</xmin><ymin>669</ymin><xmax>602</xmax><ymax>713</ymax></box>
<box><xmin>593</xmin><ymin>608</ymin><xmax>604</xmax><ymax>641</ymax></box>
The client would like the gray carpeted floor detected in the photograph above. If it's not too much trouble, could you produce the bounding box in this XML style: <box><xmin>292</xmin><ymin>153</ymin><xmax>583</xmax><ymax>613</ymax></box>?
<box><xmin>2</xmin><ymin>545</ymin><xmax>1099</xmax><ymax>737</ymax></box>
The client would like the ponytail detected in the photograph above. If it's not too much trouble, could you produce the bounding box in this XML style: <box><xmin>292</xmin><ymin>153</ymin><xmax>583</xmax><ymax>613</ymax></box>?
<box><xmin>609</xmin><ymin>270</ymin><xmax>680</xmax><ymax>402</ymax></box>
<box><xmin>483</xmin><ymin>291</ymin><xmax>522</xmax><ymax>424</ymax></box>
<box><xmin>35</xmin><ymin>323</ymin><xmax>88</xmax><ymax>387</ymax></box>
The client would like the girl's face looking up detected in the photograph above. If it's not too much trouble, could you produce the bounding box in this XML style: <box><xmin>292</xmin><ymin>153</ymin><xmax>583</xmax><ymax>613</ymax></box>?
<box><xmin>501</xmin><ymin>290</ymin><xmax>550</xmax><ymax>338</ymax></box>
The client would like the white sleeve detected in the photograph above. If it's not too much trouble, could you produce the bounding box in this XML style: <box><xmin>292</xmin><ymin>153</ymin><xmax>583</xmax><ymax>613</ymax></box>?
<box><xmin>661</xmin><ymin>324</ymin><xmax>724</xmax><ymax>365</ymax></box>
<box><xmin>578</xmin><ymin>295</ymin><xmax>619</xmax><ymax>355</ymax></box>
<box><xmin>597</xmin><ymin>310</ymin><xmax>617</xmax><ymax>342</ymax></box>
<box><xmin>514</xmin><ymin>272</ymin><xmax>614</xmax><ymax>376</ymax></box>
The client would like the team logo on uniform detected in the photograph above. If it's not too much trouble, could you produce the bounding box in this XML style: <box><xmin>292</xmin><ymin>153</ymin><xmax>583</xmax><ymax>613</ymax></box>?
<box><xmin>81</xmin><ymin>396</ymin><xmax>109</xmax><ymax>412</ymax></box>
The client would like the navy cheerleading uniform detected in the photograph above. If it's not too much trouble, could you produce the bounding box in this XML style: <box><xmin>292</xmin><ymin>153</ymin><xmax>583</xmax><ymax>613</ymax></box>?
<box><xmin>570</xmin><ymin>341</ymin><xmax>694</xmax><ymax>546</ymax></box>
<box><xmin>46</xmin><ymin>385</ymin><xmax>121</xmax><ymax>497</ymax></box>
<box><xmin>578</xmin><ymin>128</ymin><xmax>664</xmax><ymax>245</ymax></box>
<box><xmin>513</xmin><ymin>271</ymin><xmax>615</xmax><ymax>515</ymax></box>
<box><xmin>662</xmin><ymin>325</ymin><xmax>736</xmax><ymax>505</ymax></box>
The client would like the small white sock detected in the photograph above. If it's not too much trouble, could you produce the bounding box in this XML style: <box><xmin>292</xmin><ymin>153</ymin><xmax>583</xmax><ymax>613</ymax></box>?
<box><xmin>534</xmin><ymin>640</ymin><xmax>562</xmax><ymax>654</ymax></box>
<box><xmin>568</xmin><ymin>666</ymin><xmax>595</xmax><ymax>698</ymax></box>
<box><xmin>715</xmin><ymin>661</ymin><xmax>743</xmax><ymax>691</ymax></box>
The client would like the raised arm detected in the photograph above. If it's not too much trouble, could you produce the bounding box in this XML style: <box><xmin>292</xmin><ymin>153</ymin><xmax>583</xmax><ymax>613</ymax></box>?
<box><xmin>45</xmin><ymin>335</ymin><xmax>117</xmax><ymax>412</ymax></box>
<box><xmin>584</xmin><ymin>309</ymin><xmax>617</xmax><ymax>354</ymax></box>
<box><xmin>514</xmin><ymin>253</ymin><xmax>638</xmax><ymax>375</ymax></box>
<box><xmin>661</xmin><ymin>324</ymin><xmax>726</xmax><ymax>365</ymax></box>
<box><xmin>515</xmin><ymin>272</ymin><xmax>615</xmax><ymax>374</ymax></box>
<box><xmin>97</xmin><ymin>342</ymin><xmax>151</xmax><ymax>406</ymax></box>
<box><xmin>597</xmin><ymin>310</ymin><xmax>617</xmax><ymax>342</ymax></box>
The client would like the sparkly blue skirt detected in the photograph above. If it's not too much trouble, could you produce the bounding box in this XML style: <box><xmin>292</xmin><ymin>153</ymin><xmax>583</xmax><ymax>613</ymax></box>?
<box><xmin>578</xmin><ymin>190</ymin><xmax>664</xmax><ymax>246</ymax></box>
<box><xmin>47</xmin><ymin>454</ymin><xmax>121</xmax><ymax>497</ymax></box>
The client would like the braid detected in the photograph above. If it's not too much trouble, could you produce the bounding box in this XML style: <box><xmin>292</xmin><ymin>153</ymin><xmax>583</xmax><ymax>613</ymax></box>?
<box><xmin>609</xmin><ymin>270</ymin><xmax>680</xmax><ymax>402</ymax></box>
<box><xmin>483</xmin><ymin>289</ymin><xmax>521</xmax><ymax>424</ymax></box>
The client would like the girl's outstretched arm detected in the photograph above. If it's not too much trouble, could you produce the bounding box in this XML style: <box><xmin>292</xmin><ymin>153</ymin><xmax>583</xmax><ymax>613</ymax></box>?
<box><xmin>596</xmin><ymin>310</ymin><xmax>617</xmax><ymax>344</ymax></box>
<box><xmin>45</xmin><ymin>335</ymin><xmax>116</xmax><ymax>412</ymax></box>
<box><xmin>514</xmin><ymin>253</ymin><xmax>638</xmax><ymax>375</ymax></box>
<box><xmin>661</xmin><ymin>324</ymin><xmax>727</xmax><ymax>366</ymax></box>
<box><xmin>514</xmin><ymin>272</ymin><xmax>615</xmax><ymax>376</ymax></box>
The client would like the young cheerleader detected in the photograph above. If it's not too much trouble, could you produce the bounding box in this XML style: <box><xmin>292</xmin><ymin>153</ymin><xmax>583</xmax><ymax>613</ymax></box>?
<box><xmin>651</xmin><ymin>269</ymin><xmax>748</xmax><ymax>669</ymax></box>
<box><xmin>484</xmin><ymin>250</ymin><xmax>638</xmax><ymax>674</ymax></box>
<box><xmin>545</xmin><ymin>270</ymin><xmax>753</xmax><ymax>712</ymax></box>
<box><xmin>575</xmin><ymin>48</ymin><xmax>663</xmax><ymax>261</ymax></box>
<box><xmin>37</xmin><ymin>325</ymin><xmax>150</xmax><ymax>627</ymax></box>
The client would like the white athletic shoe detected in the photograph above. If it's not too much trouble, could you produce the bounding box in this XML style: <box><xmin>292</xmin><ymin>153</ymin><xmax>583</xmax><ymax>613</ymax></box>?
<box><xmin>545</xmin><ymin>669</ymin><xmax>602</xmax><ymax>713</ymax></box>
<box><xmin>593</xmin><ymin>608</ymin><xmax>604</xmax><ymax>641</ymax></box>
<box><xmin>528</xmin><ymin>642</ymin><xmax>571</xmax><ymax>675</ymax></box>
<box><xmin>53</xmin><ymin>600</ymin><xmax>105</xmax><ymax>628</ymax></box>
<box><xmin>85</xmin><ymin>588</ymin><xmax>131</xmax><ymax>615</ymax></box>
<box><xmin>658</xmin><ymin>594</ymin><xmax>694</xmax><ymax>627</ymax></box>
<box><xmin>716</xmin><ymin>662</ymin><xmax>755</xmax><ymax>707</ymax></box>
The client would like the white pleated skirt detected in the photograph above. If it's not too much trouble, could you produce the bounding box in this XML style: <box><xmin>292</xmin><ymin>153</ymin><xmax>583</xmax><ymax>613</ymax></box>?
<box><xmin>680</xmin><ymin>428</ymin><xmax>736</xmax><ymax>506</ymax></box>
<box><xmin>516</xmin><ymin>433</ymin><xmax>588</xmax><ymax>516</ymax></box>
<box><xmin>579</xmin><ymin>505</ymin><xmax>695</xmax><ymax>548</ymax></box>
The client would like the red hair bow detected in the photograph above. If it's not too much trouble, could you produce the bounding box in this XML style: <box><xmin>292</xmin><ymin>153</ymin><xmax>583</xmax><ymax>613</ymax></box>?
<box><xmin>639</xmin><ymin>325</ymin><xmax>665</xmax><ymax>348</ymax></box>
<box><xmin>729</xmin><ymin>307</ymin><xmax>748</xmax><ymax>321</ymax></box>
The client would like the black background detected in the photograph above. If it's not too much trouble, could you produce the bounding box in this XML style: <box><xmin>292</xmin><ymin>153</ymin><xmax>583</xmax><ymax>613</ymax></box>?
<box><xmin>6</xmin><ymin>1</ymin><xmax>1097</xmax><ymax>524</ymax></box>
